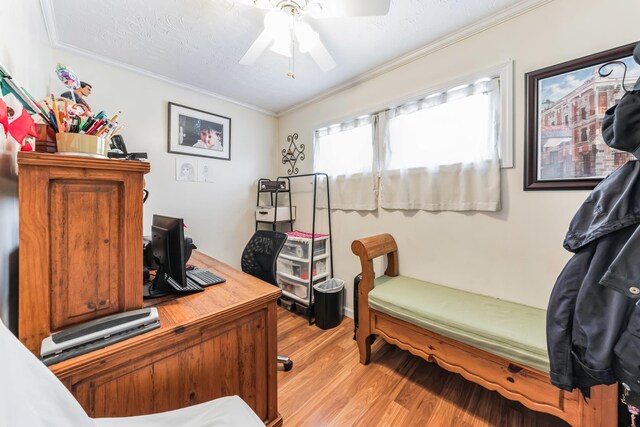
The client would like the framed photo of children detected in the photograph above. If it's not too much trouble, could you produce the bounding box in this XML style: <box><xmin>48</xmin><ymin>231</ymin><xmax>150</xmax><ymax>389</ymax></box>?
<box><xmin>168</xmin><ymin>102</ymin><xmax>231</xmax><ymax>160</ymax></box>
<box><xmin>524</xmin><ymin>42</ymin><xmax>639</xmax><ymax>190</ymax></box>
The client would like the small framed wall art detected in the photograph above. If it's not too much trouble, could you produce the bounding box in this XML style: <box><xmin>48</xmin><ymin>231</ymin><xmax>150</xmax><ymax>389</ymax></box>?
<box><xmin>524</xmin><ymin>42</ymin><xmax>638</xmax><ymax>190</ymax></box>
<box><xmin>168</xmin><ymin>102</ymin><xmax>231</xmax><ymax>160</ymax></box>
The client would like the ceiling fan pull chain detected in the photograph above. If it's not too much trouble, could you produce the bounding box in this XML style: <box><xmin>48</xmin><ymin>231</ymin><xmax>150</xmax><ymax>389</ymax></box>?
<box><xmin>287</xmin><ymin>13</ymin><xmax>296</xmax><ymax>79</ymax></box>
<box><xmin>290</xmin><ymin>35</ymin><xmax>296</xmax><ymax>79</ymax></box>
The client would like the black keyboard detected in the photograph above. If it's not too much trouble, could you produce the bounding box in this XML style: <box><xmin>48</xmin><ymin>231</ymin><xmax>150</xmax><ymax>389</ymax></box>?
<box><xmin>186</xmin><ymin>268</ymin><xmax>226</xmax><ymax>287</ymax></box>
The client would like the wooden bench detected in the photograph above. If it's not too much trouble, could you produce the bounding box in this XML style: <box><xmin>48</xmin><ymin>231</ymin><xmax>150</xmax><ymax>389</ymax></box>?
<box><xmin>351</xmin><ymin>233</ymin><xmax>617</xmax><ymax>427</ymax></box>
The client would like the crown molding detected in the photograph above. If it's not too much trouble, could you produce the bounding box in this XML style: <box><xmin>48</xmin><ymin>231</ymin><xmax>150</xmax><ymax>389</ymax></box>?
<box><xmin>276</xmin><ymin>0</ymin><xmax>554</xmax><ymax>117</ymax></box>
<box><xmin>55</xmin><ymin>41</ymin><xmax>278</xmax><ymax>117</ymax></box>
<box><xmin>39</xmin><ymin>0</ymin><xmax>59</xmax><ymax>46</ymax></box>
<box><xmin>39</xmin><ymin>0</ymin><xmax>277</xmax><ymax>117</ymax></box>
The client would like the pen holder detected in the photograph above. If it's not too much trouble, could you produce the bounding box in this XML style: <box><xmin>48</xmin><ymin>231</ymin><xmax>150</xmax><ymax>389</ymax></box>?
<box><xmin>55</xmin><ymin>132</ymin><xmax>109</xmax><ymax>158</ymax></box>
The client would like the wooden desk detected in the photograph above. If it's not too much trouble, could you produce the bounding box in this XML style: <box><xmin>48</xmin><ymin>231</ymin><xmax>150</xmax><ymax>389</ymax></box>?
<box><xmin>49</xmin><ymin>251</ymin><xmax>282</xmax><ymax>426</ymax></box>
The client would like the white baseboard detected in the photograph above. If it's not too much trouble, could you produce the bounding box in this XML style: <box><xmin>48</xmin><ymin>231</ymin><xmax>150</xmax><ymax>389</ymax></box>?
<box><xmin>343</xmin><ymin>306</ymin><xmax>354</xmax><ymax>320</ymax></box>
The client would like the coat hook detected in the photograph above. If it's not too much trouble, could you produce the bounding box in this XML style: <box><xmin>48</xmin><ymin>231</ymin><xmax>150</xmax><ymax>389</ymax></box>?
<box><xmin>598</xmin><ymin>60</ymin><xmax>631</xmax><ymax>93</ymax></box>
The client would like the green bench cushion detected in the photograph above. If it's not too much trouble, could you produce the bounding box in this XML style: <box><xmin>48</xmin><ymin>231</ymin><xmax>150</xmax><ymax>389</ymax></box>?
<box><xmin>369</xmin><ymin>275</ymin><xmax>549</xmax><ymax>372</ymax></box>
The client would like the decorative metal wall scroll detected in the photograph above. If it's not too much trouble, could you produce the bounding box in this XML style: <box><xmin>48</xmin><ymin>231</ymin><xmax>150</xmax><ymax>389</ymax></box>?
<box><xmin>281</xmin><ymin>133</ymin><xmax>305</xmax><ymax>175</ymax></box>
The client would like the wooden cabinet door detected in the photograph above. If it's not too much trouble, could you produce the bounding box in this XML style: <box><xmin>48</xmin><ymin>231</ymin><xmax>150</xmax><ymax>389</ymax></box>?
<box><xmin>49</xmin><ymin>181</ymin><xmax>124</xmax><ymax>329</ymax></box>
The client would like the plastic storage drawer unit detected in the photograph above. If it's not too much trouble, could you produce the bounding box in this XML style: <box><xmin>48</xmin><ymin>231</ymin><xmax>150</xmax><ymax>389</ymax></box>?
<box><xmin>277</xmin><ymin>274</ymin><xmax>326</xmax><ymax>305</ymax></box>
<box><xmin>277</xmin><ymin>258</ymin><xmax>327</xmax><ymax>280</ymax></box>
<box><xmin>281</xmin><ymin>236</ymin><xmax>327</xmax><ymax>260</ymax></box>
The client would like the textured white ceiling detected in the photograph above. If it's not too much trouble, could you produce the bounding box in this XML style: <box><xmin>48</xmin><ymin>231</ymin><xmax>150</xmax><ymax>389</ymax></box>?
<box><xmin>44</xmin><ymin>0</ymin><xmax>525</xmax><ymax>114</ymax></box>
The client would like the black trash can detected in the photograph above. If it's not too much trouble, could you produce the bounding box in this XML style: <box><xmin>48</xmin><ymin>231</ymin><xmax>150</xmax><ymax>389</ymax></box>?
<box><xmin>313</xmin><ymin>278</ymin><xmax>345</xmax><ymax>330</ymax></box>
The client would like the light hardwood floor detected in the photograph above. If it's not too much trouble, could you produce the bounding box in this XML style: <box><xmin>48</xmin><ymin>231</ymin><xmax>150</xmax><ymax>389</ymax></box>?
<box><xmin>277</xmin><ymin>308</ymin><xmax>568</xmax><ymax>427</ymax></box>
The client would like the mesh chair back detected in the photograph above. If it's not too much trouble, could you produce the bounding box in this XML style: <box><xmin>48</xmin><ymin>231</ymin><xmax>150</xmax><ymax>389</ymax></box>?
<box><xmin>241</xmin><ymin>230</ymin><xmax>287</xmax><ymax>285</ymax></box>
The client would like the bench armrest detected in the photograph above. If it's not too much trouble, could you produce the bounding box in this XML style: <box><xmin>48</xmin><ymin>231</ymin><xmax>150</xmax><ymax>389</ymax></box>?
<box><xmin>351</xmin><ymin>233</ymin><xmax>399</xmax><ymax>279</ymax></box>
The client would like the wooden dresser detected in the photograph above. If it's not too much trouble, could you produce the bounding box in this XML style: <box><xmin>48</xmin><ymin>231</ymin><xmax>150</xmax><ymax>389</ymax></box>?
<box><xmin>17</xmin><ymin>153</ymin><xmax>282</xmax><ymax>425</ymax></box>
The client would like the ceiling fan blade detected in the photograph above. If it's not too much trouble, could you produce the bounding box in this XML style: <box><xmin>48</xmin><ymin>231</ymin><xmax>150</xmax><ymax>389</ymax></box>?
<box><xmin>239</xmin><ymin>29</ymin><xmax>274</xmax><ymax>65</ymax></box>
<box><xmin>313</xmin><ymin>0</ymin><xmax>390</xmax><ymax>18</ymax></box>
<box><xmin>308</xmin><ymin>40</ymin><xmax>336</xmax><ymax>72</ymax></box>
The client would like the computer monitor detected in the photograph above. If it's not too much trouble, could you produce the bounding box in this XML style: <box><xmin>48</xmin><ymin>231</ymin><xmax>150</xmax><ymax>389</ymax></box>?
<box><xmin>143</xmin><ymin>214</ymin><xmax>186</xmax><ymax>298</ymax></box>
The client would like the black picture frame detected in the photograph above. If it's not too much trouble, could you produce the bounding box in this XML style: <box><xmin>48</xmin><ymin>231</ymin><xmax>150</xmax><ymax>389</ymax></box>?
<box><xmin>167</xmin><ymin>102</ymin><xmax>231</xmax><ymax>161</ymax></box>
<box><xmin>524</xmin><ymin>42</ymin><xmax>638</xmax><ymax>190</ymax></box>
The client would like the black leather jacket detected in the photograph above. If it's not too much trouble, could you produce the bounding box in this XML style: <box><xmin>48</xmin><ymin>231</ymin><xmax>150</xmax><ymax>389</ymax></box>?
<box><xmin>547</xmin><ymin>160</ymin><xmax>640</xmax><ymax>393</ymax></box>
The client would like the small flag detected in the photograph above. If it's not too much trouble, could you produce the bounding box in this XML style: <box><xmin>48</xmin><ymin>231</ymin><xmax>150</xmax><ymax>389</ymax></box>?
<box><xmin>0</xmin><ymin>96</ymin><xmax>8</xmax><ymax>131</ymax></box>
<box><xmin>0</xmin><ymin>78</ymin><xmax>37</xmax><ymax>150</ymax></box>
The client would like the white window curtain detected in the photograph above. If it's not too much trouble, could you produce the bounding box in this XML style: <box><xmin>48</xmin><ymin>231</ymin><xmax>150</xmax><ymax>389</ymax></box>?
<box><xmin>379</xmin><ymin>78</ymin><xmax>501</xmax><ymax>211</ymax></box>
<box><xmin>314</xmin><ymin>116</ymin><xmax>378</xmax><ymax>211</ymax></box>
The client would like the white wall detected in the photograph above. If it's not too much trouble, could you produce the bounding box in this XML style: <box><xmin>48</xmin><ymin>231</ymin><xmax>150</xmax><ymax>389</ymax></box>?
<box><xmin>51</xmin><ymin>50</ymin><xmax>279</xmax><ymax>268</ymax></box>
<box><xmin>0</xmin><ymin>0</ymin><xmax>53</xmax><ymax>330</ymax></box>
<box><xmin>277</xmin><ymin>0</ymin><xmax>639</xmax><ymax>311</ymax></box>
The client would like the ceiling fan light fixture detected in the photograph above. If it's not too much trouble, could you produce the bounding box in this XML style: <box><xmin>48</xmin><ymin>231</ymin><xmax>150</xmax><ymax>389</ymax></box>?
<box><xmin>241</xmin><ymin>0</ymin><xmax>384</xmax><ymax>74</ymax></box>
<box><xmin>264</xmin><ymin>10</ymin><xmax>290</xmax><ymax>35</ymax></box>
<box><xmin>270</xmin><ymin>0</ymin><xmax>309</xmax><ymax>13</ymax></box>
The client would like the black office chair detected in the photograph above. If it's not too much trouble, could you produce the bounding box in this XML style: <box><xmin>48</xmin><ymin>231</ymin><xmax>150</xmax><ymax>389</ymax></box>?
<box><xmin>241</xmin><ymin>230</ymin><xmax>293</xmax><ymax>371</ymax></box>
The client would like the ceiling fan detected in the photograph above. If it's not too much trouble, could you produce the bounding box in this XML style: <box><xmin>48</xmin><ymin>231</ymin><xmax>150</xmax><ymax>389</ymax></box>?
<box><xmin>238</xmin><ymin>0</ymin><xmax>391</xmax><ymax>77</ymax></box>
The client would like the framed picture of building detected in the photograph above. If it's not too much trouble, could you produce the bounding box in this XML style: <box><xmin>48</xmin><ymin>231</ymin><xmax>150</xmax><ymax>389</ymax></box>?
<box><xmin>168</xmin><ymin>102</ymin><xmax>231</xmax><ymax>160</ymax></box>
<box><xmin>524</xmin><ymin>42</ymin><xmax>639</xmax><ymax>190</ymax></box>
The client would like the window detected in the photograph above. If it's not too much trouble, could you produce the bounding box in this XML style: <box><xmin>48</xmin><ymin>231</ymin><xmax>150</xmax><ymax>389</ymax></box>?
<box><xmin>313</xmin><ymin>116</ymin><xmax>377</xmax><ymax>211</ymax></box>
<box><xmin>386</xmin><ymin>81</ymin><xmax>497</xmax><ymax>170</ymax></box>
<box><xmin>314</xmin><ymin>118</ymin><xmax>373</xmax><ymax>177</ymax></box>
<box><xmin>380</xmin><ymin>77</ymin><xmax>501</xmax><ymax>211</ymax></box>
<box><xmin>313</xmin><ymin>61</ymin><xmax>512</xmax><ymax>212</ymax></box>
